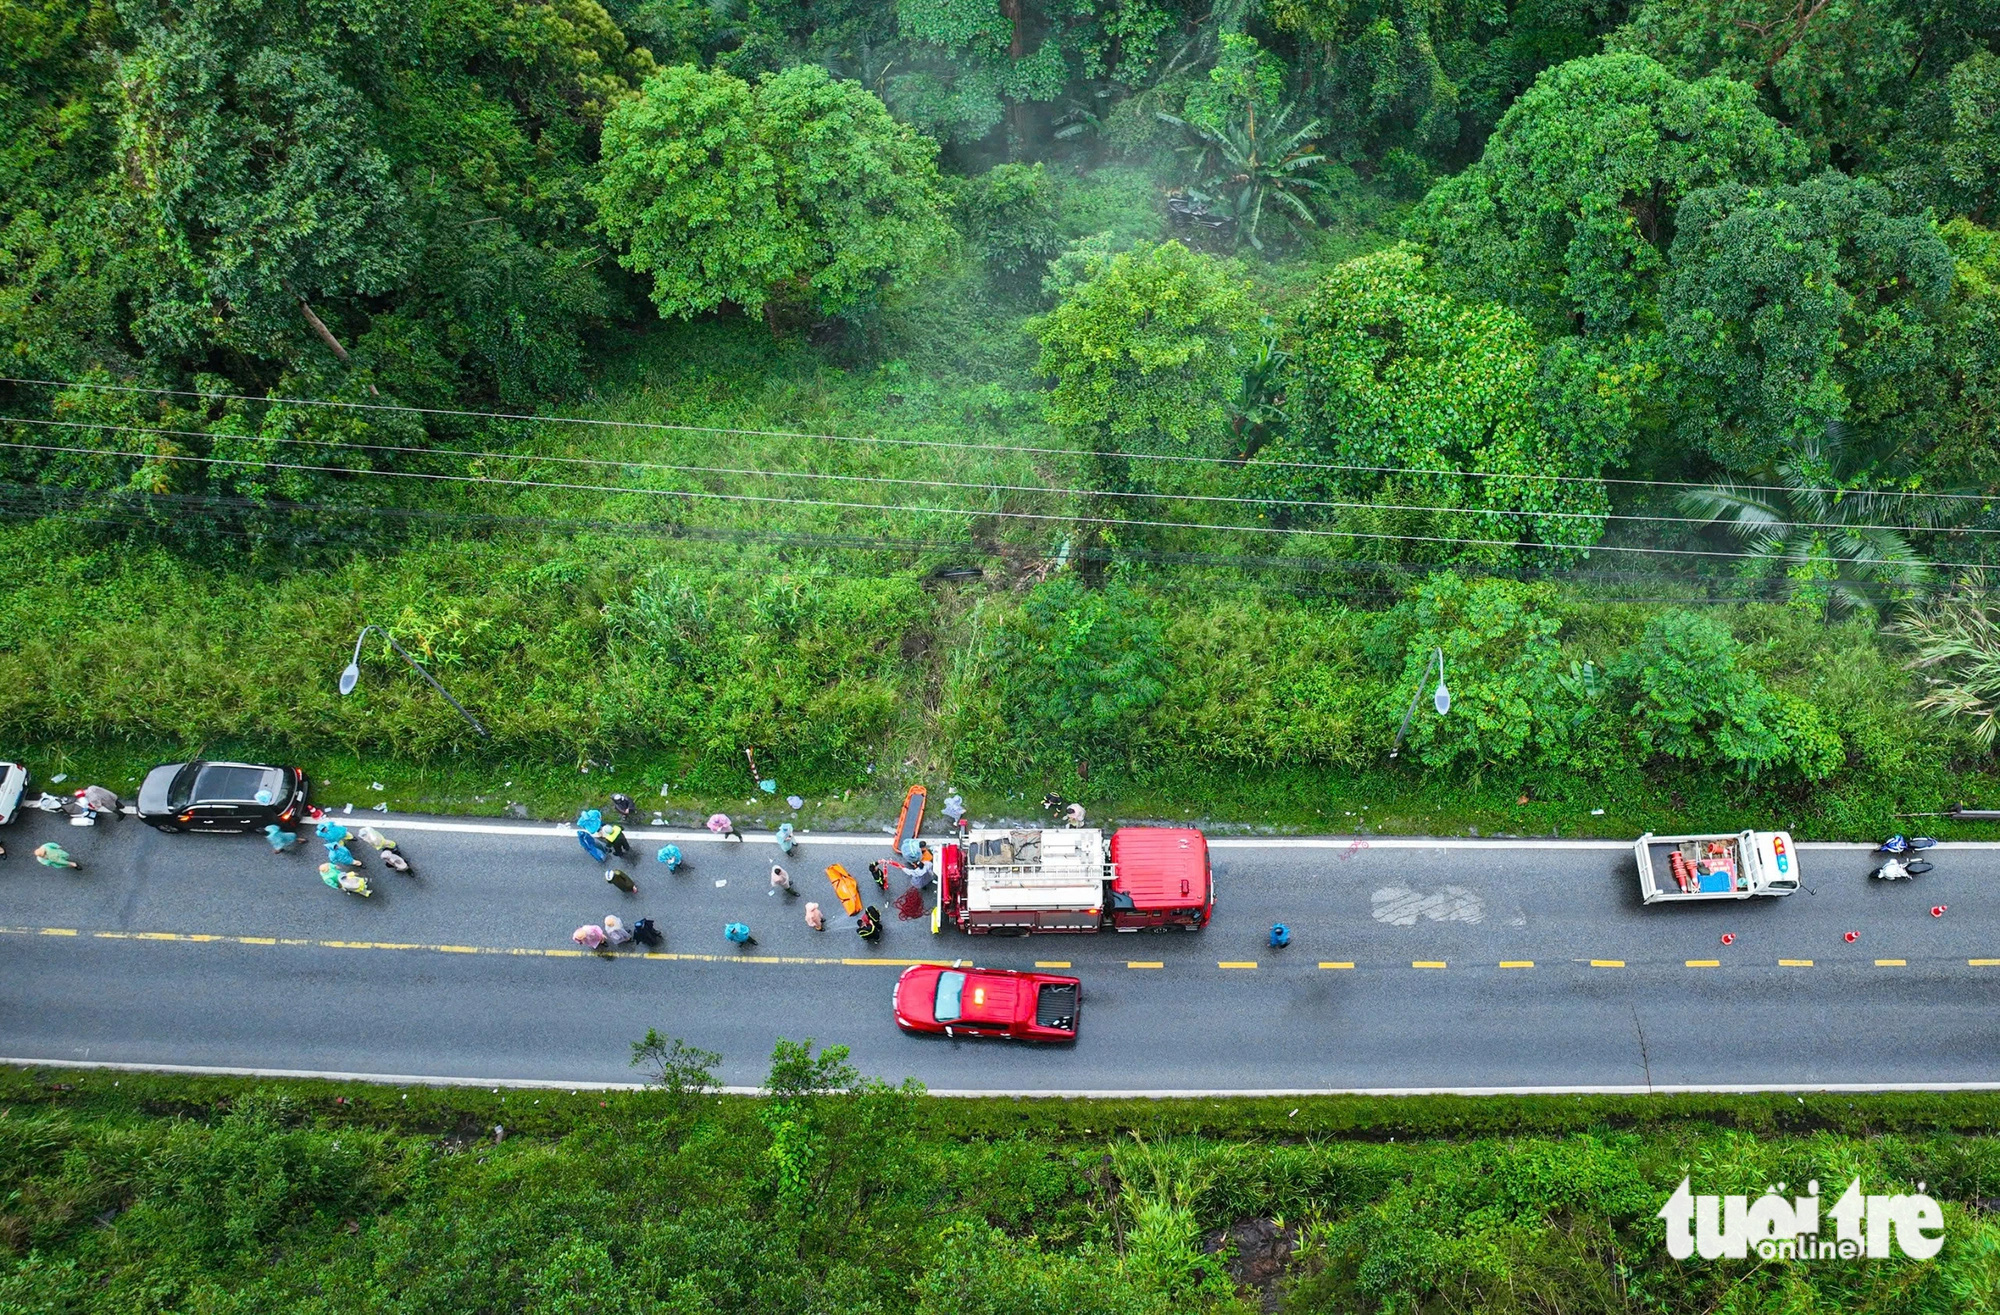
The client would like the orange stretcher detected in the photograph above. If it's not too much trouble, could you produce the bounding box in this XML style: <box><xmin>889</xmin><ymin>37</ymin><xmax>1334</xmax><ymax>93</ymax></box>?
<box><xmin>825</xmin><ymin>863</ymin><xmax>863</xmax><ymax>916</ymax></box>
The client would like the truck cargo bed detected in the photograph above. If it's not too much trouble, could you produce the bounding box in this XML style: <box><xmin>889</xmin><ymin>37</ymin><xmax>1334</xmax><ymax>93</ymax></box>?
<box><xmin>1035</xmin><ymin>982</ymin><xmax>1078</xmax><ymax>1031</ymax></box>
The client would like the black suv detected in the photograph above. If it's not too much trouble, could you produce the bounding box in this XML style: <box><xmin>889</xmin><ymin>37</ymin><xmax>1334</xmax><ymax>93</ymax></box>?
<box><xmin>136</xmin><ymin>761</ymin><xmax>310</xmax><ymax>833</ymax></box>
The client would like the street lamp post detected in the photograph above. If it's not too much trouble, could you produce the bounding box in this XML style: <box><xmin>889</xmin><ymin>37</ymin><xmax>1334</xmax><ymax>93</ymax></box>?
<box><xmin>340</xmin><ymin>624</ymin><xmax>491</xmax><ymax>739</ymax></box>
<box><xmin>1389</xmin><ymin>646</ymin><xmax>1450</xmax><ymax>760</ymax></box>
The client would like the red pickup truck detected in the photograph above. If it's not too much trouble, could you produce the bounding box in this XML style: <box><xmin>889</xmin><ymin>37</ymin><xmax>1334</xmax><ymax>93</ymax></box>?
<box><xmin>893</xmin><ymin>963</ymin><xmax>1081</xmax><ymax>1042</ymax></box>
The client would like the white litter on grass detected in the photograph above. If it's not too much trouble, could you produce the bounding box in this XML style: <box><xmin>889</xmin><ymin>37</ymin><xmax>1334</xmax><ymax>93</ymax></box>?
<box><xmin>342</xmin><ymin>803</ymin><xmax>353</xmax><ymax>814</ymax></box>
<box><xmin>1590</xmin><ymin>808</ymin><xmax>1605</xmax><ymax>815</ymax></box>
<box><xmin>714</xmin><ymin>880</ymin><xmax>726</xmax><ymax>888</ymax></box>
<box><xmin>787</xmin><ymin>795</ymin><xmax>804</xmax><ymax>809</ymax></box>
<box><xmin>372</xmin><ymin>803</ymin><xmax>388</xmax><ymax>813</ymax></box>
<box><xmin>659</xmin><ymin>783</ymin><xmax>671</xmax><ymax>796</ymax></box>
<box><xmin>50</xmin><ymin>773</ymin><xmax>66</xmax><ymax>783</ymax></box>
<box><xmin>371</xmin><ymin>782</ymin><xmax>384</xmax><ymax>791</ymax></box>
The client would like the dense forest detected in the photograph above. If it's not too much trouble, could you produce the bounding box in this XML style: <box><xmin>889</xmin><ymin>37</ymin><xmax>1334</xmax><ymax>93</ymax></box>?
<box><xmin>5</xmin><ymin>0</ymin><xmax>2000</xmax><ymax>827</ymax></box>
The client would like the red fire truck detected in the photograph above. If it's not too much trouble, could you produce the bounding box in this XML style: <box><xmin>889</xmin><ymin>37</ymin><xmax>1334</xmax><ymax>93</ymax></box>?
<box><xmin>936</xmin><ymin>826</ymin><xmax>1212</xmax><ymax>935</ymax></box>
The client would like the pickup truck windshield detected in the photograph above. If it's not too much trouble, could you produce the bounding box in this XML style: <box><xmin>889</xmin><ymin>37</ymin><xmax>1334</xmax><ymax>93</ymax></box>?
<box><xmin>933</xmin><ymin>971</ymin><xmax>967</xmax><ymax>1023</ymax></box>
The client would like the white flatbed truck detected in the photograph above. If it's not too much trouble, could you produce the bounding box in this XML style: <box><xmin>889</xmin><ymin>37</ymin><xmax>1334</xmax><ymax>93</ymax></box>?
<box><xmin>1635</xmin><ymin>830</ymin><xmax>1799</xmax><ymax>903</ymax></box>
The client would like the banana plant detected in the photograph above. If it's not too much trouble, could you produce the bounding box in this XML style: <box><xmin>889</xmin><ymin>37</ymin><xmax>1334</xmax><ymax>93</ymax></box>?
<box><xmin>1157</xmin><ymin>100</ymin><xmax>1328</xmax><ymax>252</ymax></box>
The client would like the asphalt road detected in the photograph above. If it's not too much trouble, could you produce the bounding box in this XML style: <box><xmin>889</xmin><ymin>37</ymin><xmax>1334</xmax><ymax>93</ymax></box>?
<box><xmin>4</xmin><ymin>807</ymin><xmax>1999</xmax><ymax>1094</ymax></box>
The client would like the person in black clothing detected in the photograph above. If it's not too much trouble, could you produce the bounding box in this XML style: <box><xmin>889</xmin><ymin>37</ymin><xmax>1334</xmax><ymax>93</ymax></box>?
<box><xmin>856</xmin><ymin>906</ymin><xmax>882</xmax><ymax>939</ymax></box>
<box><xmin>632</xmin><ymin>918</ymin><xmax>663</xmax><ymax>948</ymax></box>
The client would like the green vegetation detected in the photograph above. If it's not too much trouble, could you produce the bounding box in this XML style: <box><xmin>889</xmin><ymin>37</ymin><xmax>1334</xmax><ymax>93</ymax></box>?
<box><xmin>4</xmin><ymin>1063</ymin><xmax>2000</xmax><ymax>1313</ymax></box>
<box><xmin>7</xmin><ymin>1</ymin><xmax>2000</xmax><ymax>831</ymax></box>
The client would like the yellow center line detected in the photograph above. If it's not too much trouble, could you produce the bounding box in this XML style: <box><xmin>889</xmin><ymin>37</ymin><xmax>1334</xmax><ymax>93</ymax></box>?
<box><xmin>1779</xmin><ymin>959</ymin><xmax>1815</xmax><ymax>967</ymax></box>
<box><xmin>238</xmin><ymin>936</ymin><xmax>276</xmax><ymax>945</ymax></box>
<box><xmin>1318</xmin><ymin>961</ymin><xmax>1354</xmax><ymax>970</ymax></box>
<box><xmin>1499</xmin><ymin>960</ymin><xmax>1535</xmax><ymax>969</ymax></box>
<box><xmin>1971</xmin><ymin>959</ymin><xmax>2000</xmax><ymax>967</ymax></box>
<box><xmin>93</xmin><ymin>931</ymin><xmax>132</xmax><ymax>940</ymax></box>
<box><xmin>434</xmin><ymin>945</ymin><xmax>482</xmax><ymax>954</ymax></box>
<box><xmin>38</xmin><ymin>928</ymin><xmax>79</xmax><ymax>937</ymax></box>
<box><xmin>1412</xmin><ymin>960</ymin><xmax>1447</xmax><ymax>969</ymax></box>
<box><xmin>1590</xmin><ymin>959</ymin><xmax>1625</xmax><ymax>968</ymax></box>
<box><xmin>1218</xmin><ymin>961</ymin><xmax>1258</xmax><ymax>969</ymax></box>
<box><xmin>1127</xmin><ymin>961</ymin><xmax>1164</xmax><ymax>969</ymax></box>
<box><xmin>1035</xmin><ymin>961</ymin><xmax>1071</xmax><ymax>969</ymax></box>
<box><xmin>1876</xmin><ymin>959</ymin><xmax>1907</xmax><ymax>967</ymax></box>
<box><xmin>1685</xmin><ymin>959</ymin><xmax>1721</xmax><ymax>968</ymax></box>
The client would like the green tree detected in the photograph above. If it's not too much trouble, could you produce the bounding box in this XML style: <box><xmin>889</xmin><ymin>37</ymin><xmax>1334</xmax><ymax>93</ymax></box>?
<box><xmin>1885</xmin><ymin>51</ymin><xmax>2000</xmax><ymax>223</ymax></box>
<box><xmin>1677</xmin><ymin>422</ymin><xmax>1938</xmax><ymax>616</ymax></box>
<box><xmin>1608</xmin><ymin>609</ymin><xmax>1839</xmax><ymax>777</ymax></box>
<box><xmin>593</xmin><ymin>63</ymin><xmax>952</xmax><ymax>330</ymax></box>
<box><xmin>1407</xmin><ymin>52</ymin><xmax>1805</xmax><ymax>337</ymax></box>
<box><xmin>115</xmin><ymin>0</ymin><xmax>418</xmax><ymax>361</ymax></box>
<box><xmin>954</xmin><ymin>162</ymin><xmax>1063</xmax><ymax>290</ymax></box>
<box><xmin>1260</xmin><ymin>244</ymin><xmax>1623</xmax><ymax>564</ymax></box>
<box><xmin>1891</xmin><ymin>570</ymin><xmax>2000</xmax><ymax>750</ymax></box>
<box><xmin>994</xmin><ymin>578</ymin><xmax>1171</xmax><ymax>770</ymax></box>
<box><xmin>1663</xmin><ymin>170</ymin><xmax>1953</xmax><ymax>471</ymax></box>
<box><xmin>1029</xmin><ymin>240</ymin><xmax>1259</xmax><ymax>459</ymax></box>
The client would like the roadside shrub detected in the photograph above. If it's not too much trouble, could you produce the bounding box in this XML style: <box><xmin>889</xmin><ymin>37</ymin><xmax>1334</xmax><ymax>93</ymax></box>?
<box><xmin>1368</xmin><ymin>575</ymin><xmax>1567</xmax><ymax>769</ymax></box>
<box><xmin>992</xmin><ymin>578</ymin><xmax>1170</xmax><ymax>773</ymax></box>
<box><xmin>1607</xmin><ymin>611</ymin><xmax>1799</xmax><ymax>777</ymax></box>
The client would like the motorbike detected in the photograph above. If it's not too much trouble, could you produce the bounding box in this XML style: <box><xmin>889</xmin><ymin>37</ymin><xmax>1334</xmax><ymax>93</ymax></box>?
<box><xmin>1873</xmin><ymin>835</ymin><xmax>1937</xmax><ymax>879</ymax></box>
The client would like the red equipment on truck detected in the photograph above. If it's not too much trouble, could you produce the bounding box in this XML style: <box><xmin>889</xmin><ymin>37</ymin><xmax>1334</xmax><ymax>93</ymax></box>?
<box><xmin>937</xmin><ymin>826</ymin><xmax>1212</xmax><ymax>935</ymax></box>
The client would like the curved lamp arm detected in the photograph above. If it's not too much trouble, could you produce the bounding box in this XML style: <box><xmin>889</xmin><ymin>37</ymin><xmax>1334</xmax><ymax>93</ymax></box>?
<box><xmin>339</xmin><ymin>624</ymin><xmax>490</xmax><ymax>739</ymax></box>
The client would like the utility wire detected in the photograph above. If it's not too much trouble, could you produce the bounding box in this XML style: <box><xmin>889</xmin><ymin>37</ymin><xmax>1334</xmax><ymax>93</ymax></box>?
<box><xmin>8</xmin><ymin>374</ymin><xmax>1998</xmax><ymax>505</ymax></box>
<box><xmin>7</xmin><ymin>412</ymin><xmax>1997</xmax><ymax>542</ymax></box>
<box><xmin>4</xmin><ymin>422</ymin><xmax>1997</xmax><ymax>570</ymax></box>
<box><xmin>0</xmin><ymin>480</ymin><xmax>1771</xmax><ymax>592</ymax></box>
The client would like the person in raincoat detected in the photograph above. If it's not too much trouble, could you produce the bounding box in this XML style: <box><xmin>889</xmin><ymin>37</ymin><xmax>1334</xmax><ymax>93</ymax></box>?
<box><xmin>79</xmin><ymin>785</ymin><xmax>121</xmax><ymax>819</ymax></box>
<box><xmin>724</xmin><ymin>921</ymin><xmax>756</xmax><ymax>947</ymax></box>
<box><xmin>602</xmin><ymin>914</ymin><xmax>633</xmax><ymax>947</ymax></box>
<box><xmin>356</xmin><ymin>826</ymin><xmax>399</xmax><ymax>854</ymax></box>
<box><xmin>572</xmin><ymin>923</ymin><xmax>607</xmax><ymax>950</ymax></box>
<box><xmin>707</xmin><ymin>813</ymin><xmax>742</xmax><ymax>842</ymax></box>
<box><xmin>577</xmin><ymin>826</ymin><xmax>608</xmax><ymax>863</ymax></box>
<box><xmin>657</xmin><ymin>844</ymin><xmax>684</xmax><ymax>871</ymax></box>
<box><xmin>576</xmin><ymin>808</ymin><xmax>603</xmax><ymax>834</ymax></box>
<box><xmin>770</xmin><ymin>864</ymin><xmax>796</xmax><ymax>896</ymax></box>
<box><xmin>324</xmin><ymin>840</ymin><xmax>359</xmax><ymax>869</ymax></box>
<box><xmin>605</xmin><ymin>868</ymin><xmax>638</xmax><ymax>894</ymax></box>
<box><xmin>856</xmin><ymin>905</ymin><xmax>882</xmax><ymax>939</ymax></box>
<box><xmin>775</xmin><ymin>822</ymin><xmax>797</xmax><ymax>856</ymax></box>
<box><xmin>598</xmin><ymin>821</ymin><xmax>633</xmax><ymax>858</ymax></box>
<box><xmin>321</xmin><ymin>863</ymin><xmax>369</xmax><ymax>895</ymax></box>
<box><xmin>264</xmin><ymin>824</ymin><xmax>300</xmax><ymax>853</ymax></box>
<box><xmin>34</xmin><ymin>842</ymin><xmax>78</xmax><ymax>869</ymax></box>
<box><xmin>315</xmin><ymin>820</ymin><xmax>349</xmax><ymax>845</ymax></box>
<box><xmin>804</xmin><ymin>901</ymin><xmax>826</xmax><ymax>931</ymax></box>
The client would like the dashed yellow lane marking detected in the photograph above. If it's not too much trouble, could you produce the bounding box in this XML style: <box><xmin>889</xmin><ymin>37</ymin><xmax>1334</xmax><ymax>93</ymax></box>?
<box><xmin>1779</xmin><ymin>959</ymin><xmax>1815</xmax><ymax>967</ymax></box>
<box><xmin>1876</xmin><ymin>959</ymin><xmax>1907</xmax><ymax>967</ymax></box>
<box><xmin>1590</xmin><ymin>959</ymin><xmax>1625</xmax><ymax>968</ymax></box>
<box><xmin>1035</xmin><ymin>961</ymin><xmax>1071</xmax><ymax>968</ymax></box>
<box><xmin>1499</xmin><ymin>960</ymin><xmax>1534</xmax><ymax>969</ymax></box>
<box><xmin>1319</xmin><ymin>961</ymin><xmax>1354</xmax><ymax>970</ymax></box>
<box><xmin>1412</xmin><ymin>960</ymin><xmax>1447</xmax><ymax>969</ymax></box>
<box><xmin>1218</xmin><ymin>961</ymin><xmax>1258</xmax><ymax>970</ymax></box>
<box><xmin>1971</xmin><ymin>959</ymin><xmax>2000</xmax><ymax>967</ymax></box>
<box><xmin>39</xmin><ymin>928</ymin><xmax>77</xmax><ymax>937</ymax></box>
<box><xmin>1127</xmin><ymin>961</ymin><xmax>1164</xmax><ymax>969</ymax></box>
<box><xmin>841</xmin><ymin>958</ymin><xmax>954</xmax><ymax>967</ymax></box>
<box><xmin>1686</xmin><ymin>959</ymin><xmax>1721</xmax><ymax>967</ymax></box>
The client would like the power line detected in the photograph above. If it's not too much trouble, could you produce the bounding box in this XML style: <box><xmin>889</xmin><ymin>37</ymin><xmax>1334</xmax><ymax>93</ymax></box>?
<box><xmin>9</xmin><ymin>414</ymin><xmax>1996</xmax><ymax>540</ymax></box>
<box><xmin>8</xmin><ymin>374</ymin><xmax>1997</xmax><ymax>505</ymax></box>
<box><xmin>5</xmin><ymin>421</ymin><xmax>1997</xmax><ymax>572</ymax></box>
<box><xmin>0</xmin><ymin>486</ymin><xmax>1794</xmax><ymax>607</ymax></box>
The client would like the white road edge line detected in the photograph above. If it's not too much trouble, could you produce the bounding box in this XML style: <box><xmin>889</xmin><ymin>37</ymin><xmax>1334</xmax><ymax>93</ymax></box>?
<box><xmin>276</xmin><ymin>818</ymin><xmax>1992</xmax><ymax>851</ymax></box>
<box><xmin>11</xmin><ymin>1057</ymin><xmax>2000</xmax><ymax>1097</ymax></box>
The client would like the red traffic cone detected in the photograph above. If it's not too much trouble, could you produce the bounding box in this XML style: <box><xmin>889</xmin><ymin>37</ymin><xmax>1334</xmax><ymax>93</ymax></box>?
<box><xmin>1844</xmin><ymin>931</ymin><xmax>1857</xmax><ymax>943</ymax></box>
<box><xmin>1932</xmin><ymin>905</ymin><xmax>1947</xmax><ymax>918</ymax></box>
<box><xmin>1720</xmin><ymin>933</ymin><xmax>1735</xmax><ymax>945</ymax></box>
